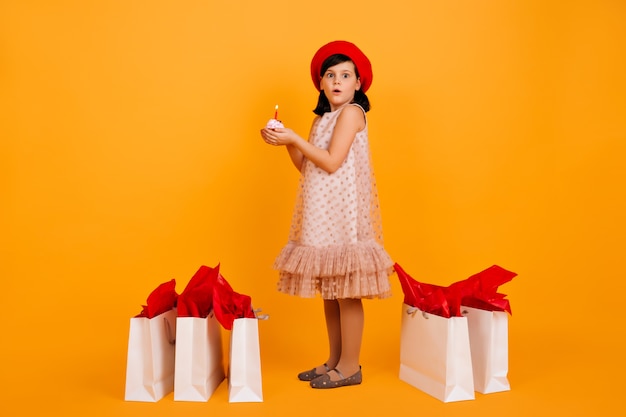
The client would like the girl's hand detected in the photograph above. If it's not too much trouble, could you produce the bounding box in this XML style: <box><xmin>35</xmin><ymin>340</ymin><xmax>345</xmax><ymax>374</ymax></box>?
<box><xmin>260</xmin><ymin>127</ymin><xmax>295</xmax><ymax>147</ymax></box>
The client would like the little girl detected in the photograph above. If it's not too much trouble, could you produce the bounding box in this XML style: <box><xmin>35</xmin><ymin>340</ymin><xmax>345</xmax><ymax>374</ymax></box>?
<box><xmin>260</xmin><ymin>40</ymin><xmax>393</xmax><ymax>389</ymax></box>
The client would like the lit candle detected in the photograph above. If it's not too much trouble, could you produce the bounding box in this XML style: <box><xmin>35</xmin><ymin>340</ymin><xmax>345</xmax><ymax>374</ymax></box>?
<box><xmin>274</xmin><ymin>104</ymin><xmax>278</xmax><ymax>120</ymax></box>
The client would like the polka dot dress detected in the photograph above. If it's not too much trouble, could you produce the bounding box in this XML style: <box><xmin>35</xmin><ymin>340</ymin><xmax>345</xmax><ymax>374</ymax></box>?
<box><xmin>274</xmin><ymin>104</ymin><xmax>393</xmax><ymax>299</ymax></box>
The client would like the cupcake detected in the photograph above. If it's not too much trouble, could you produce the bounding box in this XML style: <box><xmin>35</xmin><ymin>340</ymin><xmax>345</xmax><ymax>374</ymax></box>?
<box><xmin>266</xmin><ymin>118</ymin><xmax>284</xmax><ymax>129</ymax></box>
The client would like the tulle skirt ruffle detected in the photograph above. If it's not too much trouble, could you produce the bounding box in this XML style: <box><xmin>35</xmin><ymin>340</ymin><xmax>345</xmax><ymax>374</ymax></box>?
<box><xmin>273</xmin><ymin>240</ymin><xmax>393</xmax><ymax>300</ymax></box>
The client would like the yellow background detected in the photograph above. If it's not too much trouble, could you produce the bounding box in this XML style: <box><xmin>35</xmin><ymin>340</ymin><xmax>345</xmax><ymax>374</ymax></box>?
<box><xmin>1</xmin><ymin>1</ymin><xmax>624</xmax><ymax>416</ymax></box>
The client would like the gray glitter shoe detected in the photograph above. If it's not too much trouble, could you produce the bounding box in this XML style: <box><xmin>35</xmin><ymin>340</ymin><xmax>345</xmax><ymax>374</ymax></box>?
<box><xmin>298</xmin><ymin>363</ymin><xmax>331</xmax><ymax>381</ymax></box>
<box><xmin>310</xmin><ymin>366</ymin><xmax>362</xmax><ymax>389</ymax></box>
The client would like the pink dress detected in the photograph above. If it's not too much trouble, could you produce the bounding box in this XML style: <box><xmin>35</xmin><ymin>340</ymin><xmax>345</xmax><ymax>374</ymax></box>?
<box><xmin>274</xmin><ymin>104</ymin><xmax>393</xmax><ymax>299</ymax></box>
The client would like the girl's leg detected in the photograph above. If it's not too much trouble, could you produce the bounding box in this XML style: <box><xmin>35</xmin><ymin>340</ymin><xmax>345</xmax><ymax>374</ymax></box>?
<box><xmin>329</xmin><ymin>298</ymin><xmax>363</xmax><ymax>380</ymax></box>
<box><xmin>315</xmin><ymin>299</ymin><xmax>341</xmax><ymax>373</ymax></box>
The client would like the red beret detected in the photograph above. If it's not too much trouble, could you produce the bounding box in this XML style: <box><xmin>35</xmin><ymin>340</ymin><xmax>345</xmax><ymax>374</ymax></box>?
<box><xmin>310</xmin><ymin>40</ymin><xmax>373</xmax><ymax>93</ymax></box>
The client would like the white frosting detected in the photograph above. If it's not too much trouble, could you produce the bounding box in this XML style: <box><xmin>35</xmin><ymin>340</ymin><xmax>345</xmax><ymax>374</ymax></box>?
<box><xmin>266</xmin><ymin>119</ymin><xmax>284</xmax><ymax>129</ymax></box>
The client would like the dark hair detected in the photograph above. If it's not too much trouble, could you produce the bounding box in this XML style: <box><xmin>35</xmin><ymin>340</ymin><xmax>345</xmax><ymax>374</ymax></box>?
<box><xmin>313</xmin><ymin>54</ymin><xmax>371</xmax><ymax>116</ymax></box>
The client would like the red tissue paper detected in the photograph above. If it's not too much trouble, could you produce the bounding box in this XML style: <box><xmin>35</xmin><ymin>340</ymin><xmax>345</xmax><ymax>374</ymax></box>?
<box><xmin>135</xmin><ymin>279</ymin><xmax>178</xmax><ymax>318</ymax></box>
<box><xmin>394</xmin><ymin>263</ymin><xmax>451</xmax><ymax>317</ymax></box>
<box><xmin>177</xmin><ymin>263</ymin><xmax>256</xmax><ymax>330</ymax></box>
<box><xmin>212</xmin><ymin>270</ymin><xmax>256</xmax><ymax>330</ymax></box>
<box><xmin>394</xmin><ymin>263</ymin><xmax>517</xmax><ymax>318</ymax></box>
<box><xmin>177</xmin><ymin>265</ymin><xmax>218</xmax><ymax>319</ymax></box>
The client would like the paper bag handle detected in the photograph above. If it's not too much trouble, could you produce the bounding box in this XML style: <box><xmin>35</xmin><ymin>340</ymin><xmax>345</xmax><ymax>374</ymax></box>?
<box><xmin>406</xmin><ymin>307</ymin><xmax>429</xmax><ymax>319</ymax></box>
<box><xmin>407</xmin><ymin>307</ymin><xmax>470</xmax><ymax>318</ymax></box>
<box><xmin>254</xmin><ymin>308</ymin><xmax>270</xmax><ymax>320</ymax></box>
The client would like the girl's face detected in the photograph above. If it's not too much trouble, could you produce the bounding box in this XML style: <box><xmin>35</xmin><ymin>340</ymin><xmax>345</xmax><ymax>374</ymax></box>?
<box><xmin>319</xmin><ymin>61</ymin><xmax>361</xmax><ymax>111</ymax></box>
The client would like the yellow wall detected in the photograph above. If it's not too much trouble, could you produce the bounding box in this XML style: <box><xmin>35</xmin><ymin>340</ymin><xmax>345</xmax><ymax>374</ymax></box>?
<box><xmin>1</xmin><ymin>0</ymin><xmax>625</xmax><ymax>413</ymax></box>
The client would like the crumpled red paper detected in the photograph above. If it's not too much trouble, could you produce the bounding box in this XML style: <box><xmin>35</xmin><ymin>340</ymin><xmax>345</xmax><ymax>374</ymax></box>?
<box><xmin>394</xmin><ymin>263</ymin><xmax>451</xmax><ymax>317</ymax></box>
<box><xmin>177</xmin><ymin>265</ymin><xmax>218</xmax><ymax>318</ymax></box>
<box><xmin>450</xmin><ymin>264</ymin><xmax>517</xmax><ymax>315</ymax></box>
<box><xmin>177</xmin><ymin>263</ymin><xmax>256</xmax><ymax>329</ymax></box>
<box><xmin>136</xmin><ymin>279</ymin><xmax>178</xmax><ymax>318</ymax></box>
<box><xmin>394</xmin><ymin>263</ymin><xmax>517</xmax><ymax>318</ymax></box>
<box><xmin>212</xmin><ymin>269</ymin><xmax>256</xmax><ymax>330</ymax></box>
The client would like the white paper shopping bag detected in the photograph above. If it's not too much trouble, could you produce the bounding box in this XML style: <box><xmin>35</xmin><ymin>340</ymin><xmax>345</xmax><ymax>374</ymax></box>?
<box><xmin>174</xmin><ymin>313</ymin><xmax>225</xmax><ymax>401</ymax></box>
<box><xmin>462</xmin><ymin>305</ymin><xmax>510</xmax><ymax>394</ymax></box>
<box><xmin>124</xmin><ymin>308</ymin><xmax>177</xmax><ymax>402</ymax></box>
<box><xmin>399</xmin><ymin>303</ymin><xmax>475</xmax><ymax>402</ymax></box>
<box><xmin>228</xmin><ymin>318</ymin><xmax>263</xmax><ymax>402</ymax></box>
